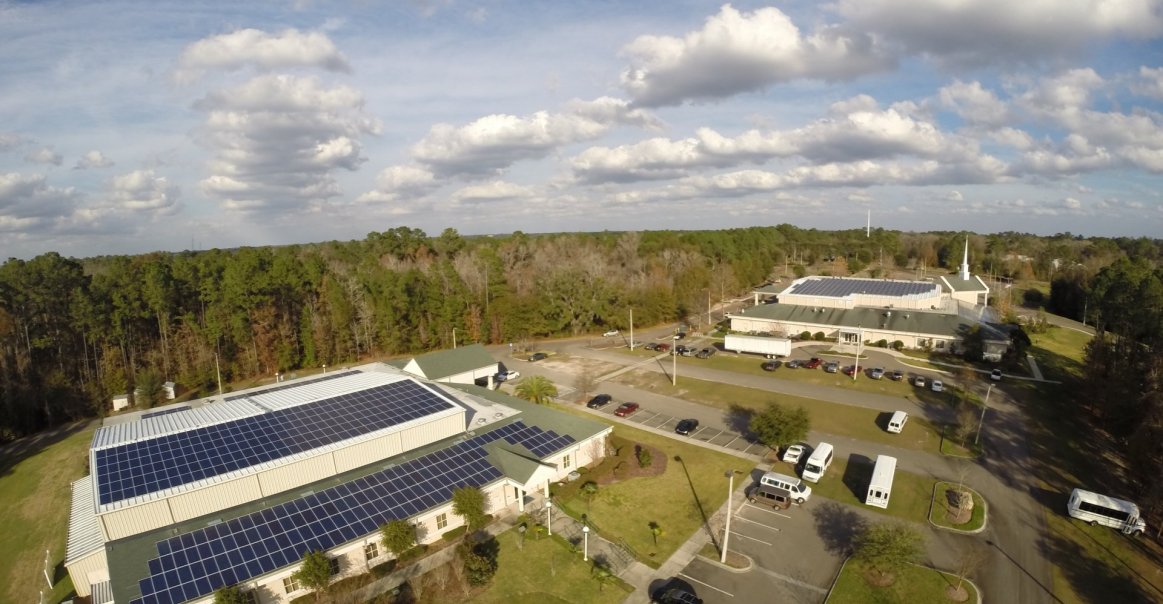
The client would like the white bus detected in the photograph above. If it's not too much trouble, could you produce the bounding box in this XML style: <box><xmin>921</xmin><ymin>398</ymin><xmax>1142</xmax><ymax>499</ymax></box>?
<box><xmin>865</xmin><ymin>455</ymin><xmax>897</xmax><ymax>509</ymax></box>
<box><xmin>1067</xmin><ymin>488</ymin><xmax>1147</xmax><ymax>536</ymax></box>
<box><xmin>801</xmin><ymin>442</ymin><xmax>833</xmax><ymax>483</ymax></box>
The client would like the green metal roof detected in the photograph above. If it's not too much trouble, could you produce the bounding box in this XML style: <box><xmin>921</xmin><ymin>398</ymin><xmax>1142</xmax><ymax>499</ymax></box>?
<box><xmin>407</xmin><ymin>343</ymin><xmax>496</xmax><ymax>379</ymax></box>
<box><xmin>732</xmin><ymin>303</ymin><xmax>972</xmax><ymax>338</ymax></box>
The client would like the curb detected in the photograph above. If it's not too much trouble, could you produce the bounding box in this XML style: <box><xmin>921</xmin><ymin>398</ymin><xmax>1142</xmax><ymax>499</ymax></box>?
<box><xmin>928</xmin><ymin>482</ymin><xmax>989</xmax><ymax>535</ymax></box>
<box><xmin>825</xmin><ymin>557</ymin><xmax>985</xmax><ymax>604</ymax></box>
<box><xmin>695</xmin><ymin>550</ymin><xmax>754</xmax><ymax>573</ymax></box>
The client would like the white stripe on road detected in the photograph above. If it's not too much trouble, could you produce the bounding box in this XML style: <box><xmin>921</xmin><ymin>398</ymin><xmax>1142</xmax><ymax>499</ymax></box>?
<box><xmin>733</xmin><ymin>515</ymin><xmax>781</xmax><ymax>532</ymax></box>
<box><xmin>753</xmin><ymin>566</ymin><xmax>828</xmax><ymax>595</ymax></box>
<box><xmin>723</xmin><ymin>435</ymin><xmax>740</xmax><ymax>448</ymax></box>
<box><xmin>636</xmin><ymin>411</ymin><xmax>660</xmax><ymax>423</ymax></box>
<box><xmin>729</xmin><ymin>530</ymin><xmax>772</xmax><ymax>545</ymax></box>
<box><xmin>679</xmin><ymin>572</ymin><xmax>734</xmax><ymax>597</ymax></box>
<box><xmin>743</xmin><ymin>504</ymin><xmax>793</xmax><ymax>519</ymax></box>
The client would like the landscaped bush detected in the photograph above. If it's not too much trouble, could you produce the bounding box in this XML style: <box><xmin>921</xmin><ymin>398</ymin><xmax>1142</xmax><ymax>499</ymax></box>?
<box><xmin>370</xmin><ymin>560</ymin><xmax>397</xmax><ymax>577</ymax></box>
<box><xmin>397</xmin><ymin>544</ymin><xmax>428</xmax><ymax>564</ymax></box>
<box><xmin>813</xmin><ymin>331</ymin><xmax>826</xmax><ymax>341</ymax></box>
<box><xmin>800</xmin><ymin>331</ymin><xmax>812</xmax><ymax>340</ymax></box>
<box><xmin>442</xmin><ymin>526</ymin><xmax>468</xmax><ymax>541</ymax></box>
<box><xmin>876</xmin><ymin>339</ymin><xmax>888</xmax><ymax>348</ymax></box>
<box><xmin>892</xmin><ymin>340</ymin><xmax>904</xmax><ymax>351</ymax></box>
<box><xmin>636</xmin><ymin>445</ymin><xmax>653</xmax><ymax>468</ymax></box>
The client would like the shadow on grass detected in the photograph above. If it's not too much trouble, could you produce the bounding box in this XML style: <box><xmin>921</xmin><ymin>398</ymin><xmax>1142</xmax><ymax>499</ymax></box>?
<box><xmin>1034</xmin><ymin>524</ymin><xmax>1163</xmax><ymax>604</ymax></box>
<box><xmin>0</xmin><ymin>419</ymin><xmax>93</xmax><ymax>480</ymax></box>
<box><xmin>839</xmin><ymin>453</ymin><xmax>874</xmax><ymax>500</ymax></box>
<box><xmin>811</xmin><ymin>501</ymin><xmax>868</xmax><ymax>557</ymax></box>
<box><xmin>673</xmin><ymin>455</ymin><xmax>713</xmax><ymax>548</ymax></box>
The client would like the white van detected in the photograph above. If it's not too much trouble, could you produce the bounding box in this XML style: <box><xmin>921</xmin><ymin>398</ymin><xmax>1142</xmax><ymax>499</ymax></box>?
<box><xmin>865</xmin><ymin>455</ymin><xmax>897</xmax><ymax>509</ymax></box>
<box><xmin>887</xmin><ymin>411</ymin><xmax>908</xmax><ymax>434</ymax></box>
<box><xmin>801</xmin><ymin>442</ymin><xmax>834</xmax><ymax>482</ymax></box>
<box><xmin>759</xmin><ymin>471</ymin><xmax>812</xmax><ymax>504</ymax></box>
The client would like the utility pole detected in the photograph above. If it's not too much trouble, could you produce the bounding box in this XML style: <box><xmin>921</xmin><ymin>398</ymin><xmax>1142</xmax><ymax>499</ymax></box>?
<box><xmin>629</xmin><ymin>308</ymin><xmax>634</xmax><ymax>350</ymax></box>
<box><xmin>672</xmin><ymin>329</ymin><xmax>678</xmax><ymax>386</ymax></box>
<box><xmin>720</xmin><ymin>470</ymin><xmax>740</xmax><ymax>564</ymax></box>
<box><xmin>214</xmin><ymin>352</ymin><xmax>223</xmax><ymax>396</ymax></box>
<box><xmin>453</xmin><ymin>328</ymin><xmax>457</xmax><ymax>349</ymax></box>
<box><xmin>707</xmin><ymin>289</ymin><xmax>711</xmax><ymax>328</ymax></box>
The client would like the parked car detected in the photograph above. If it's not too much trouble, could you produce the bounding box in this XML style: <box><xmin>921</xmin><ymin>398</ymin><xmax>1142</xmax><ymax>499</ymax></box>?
<box><xmin>991</xmin><ymin>368</ymin><xmax>1003</xmax><ymax>381</ymax></box>
<box><xmin>494</xmin><ymin>370</ymin><xmax>519</xmax><ymax>382</ymax></box>
<box><xmin>644</xmin><ymin>342</ymin><xmax>659</xmax><ymax>351</ymax></box>
<box><xmin>823</xmin><ymin>361</ymin><xmax>840</xmax><ymax>373</ymax></box>
<box><xmin>890</xmin><ymin>369</ymin><xmax>904</xmax><ymax>381</ymax></box>
<box><xmin>674</xmin><ymin>332</ymin><xmax>687</xmax><ymax>340</ymax></box>
<box><xmin>914</xmin><ymin>376</ymin><xmax>926</xmax><ymax>388</ymax></box>
<box><xmin>842</xmin><ymin>365</ymin><xmax>857</xmax><ymax>376</ymax></box>
<box><xmin>656</xmin><ymin>343</ymin><xmax>671</xmax><ymax>353</ymax></box>
<box><xmin>696</xmin><ymin>347</ymin><xmax>716</xmax><ymax>359</ymax></box>
<box><xmin>931</xmin><ymin>379</ymin><xmax>944</xmax><ymax>392</ymax></box>
<box><xmin>804</xmin><ymin>358</ymin><xmax>823</xmax><ymax>369</ymax></box>
<box><xmin>870</xmin><ymin>367</ymin><xmax>885</xmax><ymax>380</ymax></box>
<box><xmin>782</xmin><ymin>444</ymin><xmax>805</xmax><ymax>464</ymax></box>
<box><xmin>613</xmin><ymin>402</ymin><xmax>640</xmax><ymax>417</ymax></box>
<box><xmin>528</xmin><ymin>352</ymin><xmax>548</xmax><ymax>362</ymax></box>
<box><xmin>587</xmin><ymin>394</ymin><xmax>612</xmax><ymax>409</ymax></box>
<box><xmin>785</xmin><ymin>359</ymin><xmax>801</xmax><ymax>369</ymax></box>
<box><xmin>748</xmin><ymin>485</ymin><xmax>792</xmax><ymax>510</ymax></box>
<box><xmin>674</xmin><ymin>419</ymin><xmax>699</xmax><ymax>435</ymax></box>
<box><xmin>653</xmin><ymin>586</ymin><xmax>702</xmax><ymax>604</ymax></box>
<box><xmin>603</xmin><ymin>329</ymin><xmax>620</xmax><ymax>337</ymax></box>
<box><xmin>761</xmin><ymin>360</ymin><xmax>782</xmax><ymax>371</ymax></box>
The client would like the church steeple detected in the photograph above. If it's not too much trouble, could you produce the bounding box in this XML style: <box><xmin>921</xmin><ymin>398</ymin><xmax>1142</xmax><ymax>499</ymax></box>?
<box><xmin>959</xmin><ymin>236</ymin><xmax>971</xmax><ymax>280</ymax></box>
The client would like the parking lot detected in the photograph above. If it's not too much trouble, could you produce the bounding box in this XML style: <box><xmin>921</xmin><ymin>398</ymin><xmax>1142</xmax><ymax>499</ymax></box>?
<box><xmin>584</xmin><ymin>396</ymin><xmax>770</xmax><ymax>457</ymax></box>
<box><xmin>673</xmin><ymin>480</ymin><xmax>851</xmax><ymax>604</ymax></box>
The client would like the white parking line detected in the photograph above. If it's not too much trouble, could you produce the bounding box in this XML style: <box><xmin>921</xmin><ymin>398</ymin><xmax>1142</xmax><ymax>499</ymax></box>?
<box><xmin>729</xmin><ymin>530</ymin><xmax>773</xmax><ymax>545</ymax></box>
<box><xmin>723</xmin><ymin>435</ymin><xmax>740</xmax><ymax>448</ymax></box>
<box><xmin>691</xmin><ymin>426</ymin><xmax>710</xmax><ymax>438</ymax></box>
<box><xmin>753</xmin><ymin>566</ymin><xmax>828</xmax><ymax>595</ymax></box>
<box><xmin>636</xmin><ymin>411</ymin><xmax>660</xmax><ymax>423</ymax></box>
<box><xmin>733</xmin><ymin>515</ymin><xmax>781</xmax><ymax>531</ymax></box>
<box><xmin>679</xmin><ymin>572</ymin><xmax>734</xmax><ymax>597</ymax></box>
<box><xmin>743</xmin><ymin>503</ymin><xmax>793</xmax><ymax>519</ymax></box>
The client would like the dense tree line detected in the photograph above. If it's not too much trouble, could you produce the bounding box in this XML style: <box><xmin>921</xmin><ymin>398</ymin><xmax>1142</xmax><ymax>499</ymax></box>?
<box><xmin>0</xmin><ymin>225</ymin><xmax>1158</xmax><ymax>442</ymax></box>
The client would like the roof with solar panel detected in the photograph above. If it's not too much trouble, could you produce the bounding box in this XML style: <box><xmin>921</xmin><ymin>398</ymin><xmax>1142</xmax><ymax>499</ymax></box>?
<box><xmin>781</xmin><ymin>276</ymin><xmax>941</xmax><ymax>300</ymax></box>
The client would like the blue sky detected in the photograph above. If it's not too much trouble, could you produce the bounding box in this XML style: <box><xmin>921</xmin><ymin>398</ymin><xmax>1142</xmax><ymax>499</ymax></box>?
<box><xmin>3</xmin><ymin>0</ymin><xmax>1163</xmax><ymax>258</ymax></box>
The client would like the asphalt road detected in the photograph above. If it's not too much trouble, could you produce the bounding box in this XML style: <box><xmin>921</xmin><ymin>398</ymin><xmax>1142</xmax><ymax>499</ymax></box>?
<box><xmin>496</xmin><ymin>330</ymin><xmax>1057</xmax><ymax>603</ymax></box>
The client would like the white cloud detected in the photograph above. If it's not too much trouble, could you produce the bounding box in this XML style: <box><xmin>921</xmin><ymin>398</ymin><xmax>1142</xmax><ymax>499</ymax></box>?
<box><xmin>74</xmin><ymin>150</ymin><xmax>114</xmax><ymax>169</ymax></box>
<box><xmin>451</xmin><ymin>180</ymin><xmax>534</xmax><ymax>203</ymax></box>
<box><xmin>194</xmin><ymin>74</ymin><xmax>381</xmax><ymax>212</ymax></box>
<box><xmin>24</xmin><ymin>146</ymin><xmax>62</xmax><ymax>166</ymax></box>
<box><xmin>835</xmin><ymin>0</ymin><xmax>1163</xmax><ymax>67</ymax></box>
<box><xmin>938</xmin><ymin>80</ymin><xmax>1010</xmax><ymax>128</ymax></box>
<box><xmin>410</xmin><ymin>97</ymin><xmax>657</xmax><ymax>176</ymax></box>
<box><xmin>0</xmin><ymin>133</ymin><xmax>25</xmax><ymax>151</ymax></box>
<box><xmin>0</xmin><ymin>173</ymin><xmax>82</xmax><ymax>232</ymax></box>
<box><xmin>175</xmin><ymin>28</ymin><xmax>350</xmax><ymax>83</ymax></box>
<box><xmin>1134</xmin><ymin>66</ymin><xmax>1163</xmax><ymax>99</ymax></box>
<box><xmin>620</xmin><ymin>4</ymin><xmax>892</xmax><ymax>107</ymax></box>
<box><xmin>355</xmin><ymin>165</ymin><xmax>438</xmax><ymax>204</ymax></box>
<box><xmin>108</xmin><ymin>170</ymin><xmax>180</xmax><ymax>214</ymax></box>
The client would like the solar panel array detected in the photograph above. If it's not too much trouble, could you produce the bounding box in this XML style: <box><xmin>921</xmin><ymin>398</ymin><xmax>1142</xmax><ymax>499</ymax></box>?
<box><xmin>789</xmin><ymin>278</ymin><xmax>936</xmax><ymax>298</ymax></box>
<box><xmin>223</xmin><ymin>370</ymin><xmax>358</xmax><ymax>402</ymax></box>
<box><xmin>95</xmin><ymin>380</ymin><xmax>454</xmax><ymax>506</ymax></box>
<box><xmin>140</xmin><ymin>407</ymin><xmax>192</xmax><ymax>420</ymax></box>
<box><xmin>128</xmin><ymin>421</ymin><xmax>575</xmax><ymax>604</ymax></box>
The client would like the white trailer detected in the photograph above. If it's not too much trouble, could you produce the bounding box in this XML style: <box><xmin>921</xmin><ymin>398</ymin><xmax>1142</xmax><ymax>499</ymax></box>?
<box><xmin>865</xmin><ymin>455</ymin><xmax>897</xmax><ymax>509</ymax></box>
<box><xmin>724</xmin><ymin>334</ymin><xmax>792</xmax><ymax>358</ymax></box>
<box><xmin>1067</xmin><ymin>488</ymin><xmax>1147</xmax><ymax>536</ymax></box>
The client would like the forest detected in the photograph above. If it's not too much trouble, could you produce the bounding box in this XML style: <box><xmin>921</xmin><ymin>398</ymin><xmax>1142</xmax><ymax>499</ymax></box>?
<box><xmin>0</xmin><ymin>224</ymin><xmax>1160</xmax><ymax>449</ymax></box>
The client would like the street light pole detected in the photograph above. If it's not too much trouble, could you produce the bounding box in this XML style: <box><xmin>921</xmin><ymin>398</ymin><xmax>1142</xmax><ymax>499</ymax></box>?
<box><xmin>672</xmin><ymin>329</ymin><xmax>678</xmax><ymax>386</ymax></box>
<box><xmin>630</xmin><ymin>308</ymin><xmax>634</xmax><ymax>351</ymax></box>
<box><xmin>546</xmin><ymin>500</ymin><xmax>553</xmax><ymax>537</ymax></box>
<box><xmin>582</xmin><ymin>525</ymin><xmax>590</xmax><ymax>561</ymax></box>
<box><xmin>453</xmin><ymin>327</ymin><xmax>457</xmax><ymax>349</ymax></box>
<box><xmin>975</xmin><ymin>384</ymin><xmax>993</xmax><ymax>445</ymax></box>
<box><xmin>720</xmin><ymin>470</ymin><xmax>739</xmax><ymax>564</ymax></box>
<box><xmin>853</xmin><ymin>328</ymin><xmax>863</xmax><ymax>381</ymax></box>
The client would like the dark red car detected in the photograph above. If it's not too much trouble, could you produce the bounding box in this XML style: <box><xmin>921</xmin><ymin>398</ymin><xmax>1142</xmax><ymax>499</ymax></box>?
<box><xmin>804</xmin><ymin>357</ymin><xmax>823</xmax><ymax>369</ymax></box>
<box><xmin>614</xmin><ymin>402</ymin><xmax>640</xmax><ymax>417</ymax></box>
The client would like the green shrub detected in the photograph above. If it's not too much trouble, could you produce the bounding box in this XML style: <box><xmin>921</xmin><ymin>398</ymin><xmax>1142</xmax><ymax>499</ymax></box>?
<box><xmin>800</xmin><ymin>331</ymin><xmax>812</xmax><ymax>340</ymax></box>
<box><xmin>876</xmin><ymin>339</ymin><xmax>888</xmax><ymax>348</ymax></box>
<box><xmin>442</xmin><ymin>526</ymin><xmax>468</xmax><ymax>541</ymax></box>
<box><xmin>397</xmin><ymin>544</ymin><xmax>428</xmax><ymax>564</ymax></box>
<box><xmin>370</xmin><ymin>560</ymin><xmax>397</xmax><ymax>577</ymax></box>
<box><xmin>636</xmin><ymin>446</ymin><xmax>653</xmax><ymax>468</ymax></box>
<box><xmin>577</xmin><ymin>466</ymin><xmax>589</xmax><ymax>475</ymax></box>
<box><xmin>892</xmin><ymin>340</ymin><xmax>904</xmax><ymax>351</ymax></box>
<box><xmin>813</xmin><ymin>331</ymin><xmax>826</xmax><ymax>341</ymax></box>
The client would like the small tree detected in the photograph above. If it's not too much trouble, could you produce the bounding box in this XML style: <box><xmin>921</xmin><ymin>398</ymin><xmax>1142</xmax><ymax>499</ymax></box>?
<box><xmin>452</xmin><ymin>486</ymin><xmax>488</xmax><ymax>530</ymax></box>
<box><xmin>574</xmin><ymin>367</ymin><xmax>596</xmax><ymax>403</ymax></box>
<box><xmin>749</xmin><ymin>402</ymin><xmax>811</xmax><ymax>451</ymax></box>
<box><xmin>293</xmin><ymin>549</ymin><xmax>333</xmax><ymax>601</ymax></box>
<box><xmin>581</xmin><ymin>480</ymin><xmax>599</xmax><ymax>511</ymax></box>
<box><xmin>649</xmin><ymin>521</ymin><xmax>663</xmax><ymax>546</ymax></box>
<box><xmin>460</xmin><ymin>536</ymin><xmax>499</xmax><ymax>585</ymax></box>
<box><xmin>212</xmin><ymin>586</ymin><xmax>248</xmax><ymax>604</ymax></box>
<box><xmin>515</xmin><ymin>375</ymin><xmax>558</xmax><ymax>405</ymax></box>
<box><xmin>636</xmin><ymin>445</ymin><xmax>653</xmax><ymax>468</ymax></box>
<box><xmin>380</xmin><ymin>518</ymin><xmax>416</xmax><ymax>558</ymax></box>
<box><xmin>136</xmin><ymin>369</ymin><xmax>165</xmax><ymax>409</ymax></box>
<box><xmin>853</xmin><ymin>522</ymin><xmax>924</xmax><ymax>585</ymax></box>
<box><xmin>592</xmin><ymin>562</ymin><xmax>615</xmax><ymax>591</ymax></box>
<box><xmin>953</xmin><ymin>404</ymin><xmax>979</xmax><ymax>446</ymax></box>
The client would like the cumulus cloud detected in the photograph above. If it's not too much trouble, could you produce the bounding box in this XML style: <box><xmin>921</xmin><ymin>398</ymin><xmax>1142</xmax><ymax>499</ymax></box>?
<box><xmin>938</xmin><ymin>80</ymin><xmax>1011</xmax><ymax>128</ymax></box>
<box><xmin>194</xmin><ymin>74</ymin><xmax>381</xmax><ymax>212</ymax></box>
<box><xmin>355</xmin><ymin>165</ymin><xmax>438</xmax><ymax>204</ymax></box>
<box><xmin>0</xmin><ymin>173</ymin><xmax>82</xmax><ymax>232</ymax></box>
<box><xmin>1134</xmin><ymin>66</ymin><xmax>1163</xmax><ymax>99</ymax></box>
<box><xmin>835</xmin><ymin>0</ymin><xmax>1163</xmax><ymax>67</ymax></box>
<box><xmin>108</xmin><ymin>170</ymin><xmax>180</xmax><ymax>214</ymax></box>
<box><xmin>24</xmin><ymin>147</ymin><xmax>62</xmax><ymax>166</ymax></box>
<box><xmin>410</xmin><ymin>97</ymin><xmax>657</xmax><ymax>177</ymax></box>
<box><xmin>74</xmin><ymin>150</ymin><xmax>114</xmax><ymax>169</ymax></box>
<box><xmin>175</xmin><ymin>28</ymin><xmax>350</xmax><ymax>82</ymax></box>
<box><xmin>451</xmin><ymin>180</ymin><xmax>534</xmax><ymax>203</ymax></box>
<box><xmin>620</xmin><ymin>4</ymin><xmax>892</xmax><ymax>107</ymax></box>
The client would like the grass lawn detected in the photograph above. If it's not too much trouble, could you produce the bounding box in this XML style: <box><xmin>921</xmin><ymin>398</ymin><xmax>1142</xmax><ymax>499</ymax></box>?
<box><xmin>807</xmin><ymin>456</ymin><xmax>933</xmax><ymax>524</ymax></box>
<box><xmin>552</xmin><ymin>409</ymin><xmax>749</xmax><ymax>566</ymax></box>
<box><xmin>466</xmin><ymin>531</ymin><xmax>630</xmax><ymax>604</ymax></box>
<box><xmin>0</xmin><ymin>421</ymin><xmax>97</xmax><ymax>604</ymax></box>
<box><xmin>929</xmin><ymin>482</ymin><xmax>987</xmax><ymax>532</ymax></box>
<box><xmin>1028</xmin><ymin>325</ymin><xmax>1092</xmax><ymax>381</ymax></box>
<box><xmin>828</xmin><ymin>560</ymin><xmax>979</xmax><ymax>604</ymax></box>
<box><xmin>938</xmin><ymin>426</ymin><xmax>982</xmax><ymax>458</ymax></box>
<box><xmin>612</xmin><ymin>369</ymin><xmax>942</xmax><ymax>455</ymax></box>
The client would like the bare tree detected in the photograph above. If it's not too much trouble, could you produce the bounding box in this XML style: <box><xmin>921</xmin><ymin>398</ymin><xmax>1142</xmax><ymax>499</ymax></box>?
<box><xmin>574</xmin><ymin>366</ymin><xmax>597</xmax><ymax>403</ymax></box>
<box><xmin>949</xmin><ymin>543</ymin><xmax>988</xmax><ymax>601</ymax></box>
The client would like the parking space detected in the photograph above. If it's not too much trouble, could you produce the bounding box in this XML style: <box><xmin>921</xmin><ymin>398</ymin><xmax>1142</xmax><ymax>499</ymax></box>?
<box><xmin>671</xmin><ymin>494</ymin><xmax>841</xmax><ymax>604</ymax></box>
<box><xmin>586</xmin><ymin>396</ymin><xmax>770</xmax><ymax>456</ymax></box>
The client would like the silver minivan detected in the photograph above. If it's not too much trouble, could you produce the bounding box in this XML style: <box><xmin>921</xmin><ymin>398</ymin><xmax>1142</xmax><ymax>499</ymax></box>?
<box><xmin>759</xmin><ymin>471</ymin><xmax>812</xmax><ymax>504</ymax></box>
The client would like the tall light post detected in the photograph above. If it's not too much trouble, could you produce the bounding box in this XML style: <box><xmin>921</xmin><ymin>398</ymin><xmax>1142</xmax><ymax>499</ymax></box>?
<box><xmin>546</xmin><ymin>500</ymin><xmax>553</xmax><ymax>537</ymax></box>
<box><xmin>852</xmin><ymin>327</ymin><xmax>864</xmax><ymax>381</ymax></box>
<box><xmin>672</xmin><ymin>328</ymin><xmax>678</xmax><ymax>386</ymax></box>
<box><xmin>975</xmin><ymin>384</ymin><xmax>993</xmax><ymax>445</ymax></box>
<box><xmin>629</xmin><ymin>308</ymin><xmax>634</xmax><ymax>351</ymax></box>
<box><xmin>720</xmin><ymin>470</ymin><xmax>742</xmax><ymax>564</ymax></box>
<box><xmin>452</xmin><ymin>327</ymin><xmax>458</xmax><ymax>349</ymax></box>
<box><xmin>582</xmin><ymin>525</ymin><xmax>590</xmax><ymax>561</ymax></box>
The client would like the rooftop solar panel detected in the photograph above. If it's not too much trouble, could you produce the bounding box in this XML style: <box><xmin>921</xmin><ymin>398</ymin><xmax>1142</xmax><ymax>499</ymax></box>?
<box><xmin>127</xmin><ymin>420</ymin><xmax>574</xmax><ymax>604</ymax></box>
<box><xmin>139</xmin><ymin>407</ymin><xmax>191</xmax><ymax>420</ymax></box>
<box><xmin>787</xmin><ymin>278</ymin><xmax>937</xmax><ymax>299</ymax></box>
<box><xmin>95</xmin><ymin>380</ymin><xmax>455</xmax><ymax>506</ymax></box>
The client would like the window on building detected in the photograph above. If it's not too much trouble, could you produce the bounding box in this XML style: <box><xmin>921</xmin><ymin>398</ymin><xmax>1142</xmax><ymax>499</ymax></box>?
<box><xmin>436</xmin><ymin>513</ymin><xmax>448</xmax><ymax>530</ymax></box>
<box><xmin>329</xmin><ymin>557</ymin><xmax>341</xmax><ymax>576</ymax></box>
<box><xmin>283</xmin><ymin>576</ymin><xmax>301</xmax><ymax>594</ymax></box>
<box><xmin>936</xmin><ymin>340</ymin><xmax>945</xmax><ymax>349</ymax></box>
<box><xmin>364</xmin><ymin>542</ymin><xmax>380</xmax><ymax>561</ymax></box>
<box><xmin>563</xmin><ymin>455</ymin><xmax>571</xmax><ymax>469</ymax></box>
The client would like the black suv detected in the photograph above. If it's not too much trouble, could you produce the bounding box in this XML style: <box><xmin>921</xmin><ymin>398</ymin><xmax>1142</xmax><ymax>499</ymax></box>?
<box><xmin>528</xmin><ymin>352</ymin><xmax>548</xmax><ymax>362</ymax></box>
<box><xmin>587</xmin><ymin>394</ymin><xmax>612</xmax><ymax>409</ymax></box>
<box><xmin>674</xmin><ymin>419</ymin><xmax>699</xmax><ymax>435</ymax></box>
<box><xmin>695</xmin><ymin>347</ymin><xmax>715</xmax><ymax>359</ymax></box>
